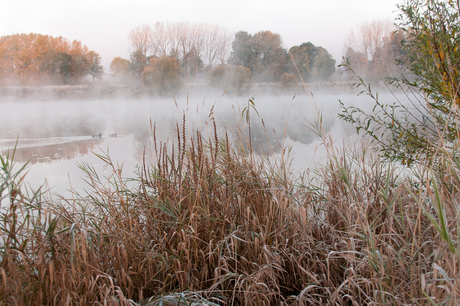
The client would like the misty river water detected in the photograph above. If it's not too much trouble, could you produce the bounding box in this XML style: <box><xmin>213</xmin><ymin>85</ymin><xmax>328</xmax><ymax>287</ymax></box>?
<box><xmin>0</xmin><ymin>90</ymin><xmax>394</xmax><ymax>196</ymax></box>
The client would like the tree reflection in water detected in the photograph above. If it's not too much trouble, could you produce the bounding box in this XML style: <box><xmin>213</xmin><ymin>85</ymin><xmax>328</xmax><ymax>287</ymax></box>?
<box><xmin>0</xmin><ymin>92</ymin><xmax>370</xmax><ymax>194</ymax></box>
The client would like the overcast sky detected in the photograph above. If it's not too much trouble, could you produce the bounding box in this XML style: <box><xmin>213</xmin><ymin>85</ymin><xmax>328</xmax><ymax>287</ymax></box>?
<box><xmin>1</xmin><ymin>0</ymin><xmax>403</xmax><ymax>74</ymax></box>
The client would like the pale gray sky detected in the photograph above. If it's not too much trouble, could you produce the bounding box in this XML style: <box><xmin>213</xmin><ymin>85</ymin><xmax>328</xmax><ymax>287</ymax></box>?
<box><xmin>1</xmin><ymin>0</ymin><xmax>403</xmax><ymax>73</ymax></box>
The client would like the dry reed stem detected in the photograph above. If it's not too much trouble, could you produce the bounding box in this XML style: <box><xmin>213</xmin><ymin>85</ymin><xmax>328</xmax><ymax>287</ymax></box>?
<box><xmin>0</xmin><ymin>113</ymin><xmax>459</xmax><ymax>305</ymax></box>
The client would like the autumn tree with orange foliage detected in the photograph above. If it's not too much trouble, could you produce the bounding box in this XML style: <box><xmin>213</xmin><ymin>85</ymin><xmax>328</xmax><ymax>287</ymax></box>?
<box><xmin>0</xmin><ymin>33</ymin><xmax>104</xmax><ymax>85</ymax></box>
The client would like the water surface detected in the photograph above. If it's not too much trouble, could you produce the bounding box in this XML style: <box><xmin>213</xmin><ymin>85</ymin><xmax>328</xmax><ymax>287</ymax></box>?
<box><xmin>0</xmin><ymin>91</ymin><xmax>390</xmax><ymax>195</ymax></box>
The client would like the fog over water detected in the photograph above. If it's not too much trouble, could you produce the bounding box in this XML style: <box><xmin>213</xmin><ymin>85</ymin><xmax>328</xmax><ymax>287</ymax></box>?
<box><xmin>0</xmin><ymin>89</ymin><xmax>400</xmax><ymax>195</ymax></box>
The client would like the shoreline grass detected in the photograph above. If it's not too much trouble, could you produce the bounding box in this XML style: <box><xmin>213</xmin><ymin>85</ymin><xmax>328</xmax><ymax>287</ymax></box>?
<box><xmin>1</xmin><ymin>113</ymin><xmax>459</xmax><ymax>305</ymax></box>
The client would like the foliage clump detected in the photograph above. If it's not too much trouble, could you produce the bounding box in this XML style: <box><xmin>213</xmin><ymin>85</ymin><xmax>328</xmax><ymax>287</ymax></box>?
<box><xmin>0</xmin><ymin>33</ymin><xmax>104</xmax><ymax>85</ymax></box>
<box><xmin>144</xmin><ymin>56</ymin><xmax>183</xmax><ymax>96</ymax></box>
<box><xmin>288</xmin><ymin>42</ymin><xmax>336</xmax><ymax>81</ymax></box>
<box><xmin>229</xmin><ymin>32</ymin><xmax>336</xmax><ymax>82</ymax></box>
<box><xmin>280</xmin><ymin>72</ymin><xmax>298</xmax><ymax>91</ymax></box>
<box><xmin>109</xmin><ymin>56</ymin><xmax>132</xmax><ymax>82</ymax></box>
<box><xmin>207</xmin><ymin>64</ymin><xmax>252</xmax><ymax>94</ymax></box>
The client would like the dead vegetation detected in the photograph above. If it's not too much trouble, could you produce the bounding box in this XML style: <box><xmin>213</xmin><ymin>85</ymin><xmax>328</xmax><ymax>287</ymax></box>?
<box><xmin>1</xmin><ymin>113</ymin><xmax>459</xmax><ymax>305</ymax></box>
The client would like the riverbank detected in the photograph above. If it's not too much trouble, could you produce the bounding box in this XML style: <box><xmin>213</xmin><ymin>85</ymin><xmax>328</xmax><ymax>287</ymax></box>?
<box><xmin>1</xmin><ymin>118</ymin><xmax>459</xmax><ymax>304</ymax></box>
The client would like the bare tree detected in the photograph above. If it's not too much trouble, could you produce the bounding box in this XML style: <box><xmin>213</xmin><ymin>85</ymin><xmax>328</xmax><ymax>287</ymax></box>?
<box><xmin>151</xmin><ymin>22</ymin><xmax>169</xmax><ymax>57</ymax></box>
<box><xmin>203</xmin><ymin>25</ymin><xmax>220</xmax><ymax>67</ymax></box>
<box><xmin>167</xmin><ymin>23</ymin><xmax>181</xmax><ymax>58</ymax></box>
<box><xmin>189</xmin><ymin>23</ymin><xmax>206</xmax><ymax>77</ymax></box>
<box><xmin>203</xmin><ymin>25</ymin><xmax>232</xmax><ymax>67</ymax></box>
<box><xmin>174</xmin><ymin>22</ymin><xmax>195</xmax><ymax>80</ymax></box>
<box><xmin>128</xmin><ymin>24</ymin><xmax>153</xmax><ymax>77</ymax></box>
<box><xmin>175</xmin><ymin>22</ymin><xmax>190</xmax><ymax>59</ymax></box>
<box><xmin>216</xmin><ymin>29</ymin><xmax>233</xmax><ymax>65</ymax></box>
<box><xmin>344</xmin><ymin>19</ymin><xmax>395</xmax><ymax>77</ymax></box>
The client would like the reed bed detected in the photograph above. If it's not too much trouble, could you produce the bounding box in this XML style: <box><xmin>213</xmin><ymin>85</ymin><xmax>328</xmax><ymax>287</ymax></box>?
<box><xmin>1</xmin><ymin>115</ymin><xmax>459</xmax><ymax>305</ymax></box>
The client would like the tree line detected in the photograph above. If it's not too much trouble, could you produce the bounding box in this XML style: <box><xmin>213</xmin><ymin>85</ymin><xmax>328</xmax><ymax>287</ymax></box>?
<box><xmin>229</xmin><ymin>31</ymin><xmax>336</xmax><ymax>82</ymax></box>
<box><xmin>0</xmin><ymin>33</ymin><xmax>104</xmax><ymax>85</ymax></box>
<box><xmin>110</xmin><ymin>22</ymin><xmax>234</xmax><ymax>87</ymax></box>
<box><xmin>0</xmin><ymin>20</ymin><xmax>403</xmax><ymax>89</ymax></box>
<box><xmin>110</xmin><ymin>22</ymin><xmax>339</xmax><ymax>94</ymax></box>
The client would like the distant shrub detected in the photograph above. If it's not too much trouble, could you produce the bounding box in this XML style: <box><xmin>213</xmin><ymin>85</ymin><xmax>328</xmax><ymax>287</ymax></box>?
<box><xmin>280</xmin><ymin>72</ymin><xmax>298</xmax><ymax>90</ymax></box>
<box><xmin>207</xmin><ymin>65</ymin><xmax>227</xmax><ymax>88</ymax></box>
<box><xmin>207</xmin><ymin>65</ymin><xmax>252</xmax><ymax>94</ymax></box>
<box><xmin>144</xmin><ymin>56</ymin><xmax>183</xmax><ymax>96</ymax></box>
<box><xmin>110</xmin><ymin>57</ymin><xmax>135</xmax><ymax>84</ymax></box>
